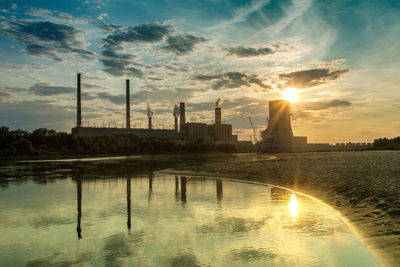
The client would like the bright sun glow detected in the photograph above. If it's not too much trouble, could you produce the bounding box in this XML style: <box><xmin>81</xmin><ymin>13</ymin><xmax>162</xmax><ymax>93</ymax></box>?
<box><xmin>289</xmin><ymin>194</ymin><xmax>298</xmax><ymax>218</ymax></box>
<box><xmin>282</xmin><ymin>88</ymin><xmax>298</xmax><ymax>103</ymax></box>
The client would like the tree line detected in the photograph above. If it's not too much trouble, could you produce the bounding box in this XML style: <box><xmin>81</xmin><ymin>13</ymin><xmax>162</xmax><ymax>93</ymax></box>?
<box><xmin>372</xmin><ymin>136</ymin><xmax>400</xmax><ymax>150</ymax></box>
<box><xmin>0</xmin><ymin>126</ymin><xmax>236</xmax><ymax>157</ymax></box>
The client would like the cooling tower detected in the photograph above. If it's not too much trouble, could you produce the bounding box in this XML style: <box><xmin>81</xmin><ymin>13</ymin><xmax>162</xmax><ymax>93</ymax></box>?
<box><xmin>179</xmin><ymin>102</ymin><xmax>185</xmax><ymax>132</ymax></box>
<box><xmin>126</xmin><ymin>79</ymin><xmax>130</xmax><ymax>129</ymax></box>
<box><xmin>215</xmin><ymin>107</ymin><xmax>221</xmax><ymax>125</ymax></box>
<box><xmin>263</xmin><ymin>100</ymin><xmax>294</xmax><ymax>144</ymax></box>
<box><xmin>77</xmin><ymin>73</ymin><xmax>81</xmax><ymax>127</ymax></box>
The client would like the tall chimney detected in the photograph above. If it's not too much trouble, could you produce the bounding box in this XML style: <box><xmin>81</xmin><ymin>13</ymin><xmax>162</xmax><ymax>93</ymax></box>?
<box><xmin>77</xmin><ymin>73</ymin><xmax>81</xmax><ymax>127</ymax></box>
<box><xmin>174</xmin><ymin>117</ymin><xmax>178</xmax><ymax>131</ymax></box>
<box><xmin>148</xmin><ymin>117</ymin><xmax>152</xmax><ymax>130</ymax></box>
<box><xmin>126</xmin><ymin>79</ymin><xmax>130</xmax><ymax>128</ymax></box>
<box><xmin>215</xmin><ymin>107</ymin><xmax>221</xmax><ymax>125</ymax></box>
<box><xmin>179</xmin><ymin>102</ymin><xmax>185</xmax><ymax>132</ymax></box>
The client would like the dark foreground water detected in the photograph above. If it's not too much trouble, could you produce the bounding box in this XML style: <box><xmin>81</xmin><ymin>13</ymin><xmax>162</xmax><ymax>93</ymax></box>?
<box><xmin>0</xmin><ymin>156</ymin><xmax>379</xmax><ymax>266</ymax></box>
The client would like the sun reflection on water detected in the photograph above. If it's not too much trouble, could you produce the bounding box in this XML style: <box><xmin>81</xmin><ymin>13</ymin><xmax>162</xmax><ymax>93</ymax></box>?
<box><xmin>289</xmin><ymin>194</ymin><xmax>298</xmax><ymax>219</ymax></box>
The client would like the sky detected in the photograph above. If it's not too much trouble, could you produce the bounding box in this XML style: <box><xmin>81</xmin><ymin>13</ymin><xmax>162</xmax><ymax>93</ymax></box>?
<box><xmin>0</xmin><ymin>0</ymin><xmax>399</xmax><ymax>143</ymax></box>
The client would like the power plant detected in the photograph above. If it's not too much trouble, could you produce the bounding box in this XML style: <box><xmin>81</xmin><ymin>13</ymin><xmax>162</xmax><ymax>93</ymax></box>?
<box><xmin>71</xmin><ymin>74</ymin><xmax>338</xmax><ymax>151</ymax></box>
<box><xmin>71</xmin><ymin>74</ymin><xmax>237</xmax><ymax>143</ymax></box>
<box><xmin>259</xmin><ymin>100</ymin><xmax>335</xmax><ymax>151</ymax></box>
<box><xmin>261</xmin><ymin>100</ymin><xmax>307</xmax><ymax>145</ymax></box>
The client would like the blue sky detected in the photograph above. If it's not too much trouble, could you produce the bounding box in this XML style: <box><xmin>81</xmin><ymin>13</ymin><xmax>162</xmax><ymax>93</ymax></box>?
<box><xmin>0</xmin><ymin>0</ymin><xmax>399</xmax><ymax>142</ymax></box>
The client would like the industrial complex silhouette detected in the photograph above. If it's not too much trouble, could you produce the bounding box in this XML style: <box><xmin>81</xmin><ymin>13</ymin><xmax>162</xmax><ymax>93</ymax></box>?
<box><xmin>71</xmin><ymin>74</ymin><xmax>340</xmax><ymax>150</ymax></box>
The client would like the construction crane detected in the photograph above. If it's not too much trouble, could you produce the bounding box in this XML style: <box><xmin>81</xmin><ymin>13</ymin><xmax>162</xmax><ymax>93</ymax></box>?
<box><xmin>248</xmin><ymin>116</ymin><xmax>258</xmax><ymax>143</ymax></box>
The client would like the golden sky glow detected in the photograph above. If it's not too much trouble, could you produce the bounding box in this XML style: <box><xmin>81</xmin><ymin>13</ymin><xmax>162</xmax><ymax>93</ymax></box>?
<box><xmin>282</xmin><ymin>88</ymin><xmax>298</xmax><ymax>103</ymax></box>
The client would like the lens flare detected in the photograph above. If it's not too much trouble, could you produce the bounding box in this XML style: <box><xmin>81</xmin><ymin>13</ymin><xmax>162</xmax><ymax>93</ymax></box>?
<box><xmin>289</xmin><ymin>194</ymin><xmax>298</xmax><ymax>218</ymax></box>
<box><xmin>282</xmin><ymin>88</ymin><xmax>298</xmax><ymax>103</ymax></box>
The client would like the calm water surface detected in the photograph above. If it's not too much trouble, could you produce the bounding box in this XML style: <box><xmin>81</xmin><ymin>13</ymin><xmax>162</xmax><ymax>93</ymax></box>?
<box><xmin>0</xmin><ymin>156</ymin><xmax>379</xmax><ymax>266</ymax></box>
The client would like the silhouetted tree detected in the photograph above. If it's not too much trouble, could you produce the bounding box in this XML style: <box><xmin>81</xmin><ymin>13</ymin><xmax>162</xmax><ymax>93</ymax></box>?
<box><xmin>373</xmin><ymin>137</ymin><xmax>400</xmax><ymax>150</ymax></box>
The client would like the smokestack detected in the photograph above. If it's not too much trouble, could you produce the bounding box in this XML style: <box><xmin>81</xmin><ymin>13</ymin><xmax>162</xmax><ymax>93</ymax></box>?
<box><xmin>126</xmin><ymin>79</ymin><xmax>130</xmax><ymax>128</ymax></box>
<box><xmin>174</xmin><ymin>117</ymin><xmax>178</xmax><ymax>131</ymax></box>
<box><xmin>179</xmin><ymin>102</ymin><xmax>185</xmax><ymax>132</ymax></box>
<box><xmin>215</xmin><ymin>107</ymin><xmax>221</xmax><ymax>125</ymax></box>
<box><xmin>77</xmin><ymin>73</ymin><xmax>81</xmax><ymax>127</ymax></box>
<box><xmin>173</xmin><ymin>104</ymin><xmax>180</xmax><ymax>132</ymax></box>
<box><xmin>215</xmin><ymin>98</ymin><xmax>222</xmax><ymax>125</ymax></box>
<box><xmin>147</xmin><ymin>102</ymin><xmax>154</xmax><ymax>130</ymax></box>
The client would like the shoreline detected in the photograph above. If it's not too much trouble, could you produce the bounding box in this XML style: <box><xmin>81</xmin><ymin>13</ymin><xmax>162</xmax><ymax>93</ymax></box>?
<box><xmin>158</xmin><ymin>170</ymin><xmax>387</xmax><ymax>266</ymax></box>
<box><xmin>165</xmin><ymin>151</ymin><xmax>400</xmax><ymax>267</ymax></box>
<box><xmin>1</xmin><ymin>147</ymin><xmax>398</xmax><ymax>161</ymax></box>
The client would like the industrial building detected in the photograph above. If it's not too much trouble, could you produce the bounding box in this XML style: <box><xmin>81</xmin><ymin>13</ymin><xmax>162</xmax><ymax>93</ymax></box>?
<box><xmin>261</xmin><ymin>100</ymin><xmax>307</xmax><ymax>145</ymax></box>
<box><xmin>71</xmin><ymin>74</ymin><xmax>236</xmax><ymax>143</ymax></box>
<box><xmin>72</xmin><ymin>74</ymin><xmax>179</xmax><ymax>140</ymax></box>
<box><xmin>180</xmin><ymin>104</ymin><xmax>236</xmax><ymax>142</ymax></box>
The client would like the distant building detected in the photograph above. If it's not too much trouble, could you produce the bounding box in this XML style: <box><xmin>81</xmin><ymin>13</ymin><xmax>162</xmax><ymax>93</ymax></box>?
<box><xmin>180</xmin><ymin>106</ymin><xmax>234</xmax><ymax>142</ymax></box>
<box><xmin>182</xmin><ymin>122</ymin><xmax>207</xmax><ymax>141</ymax></box>
<box><xmin>207</xmin><ymin>123</ymin><xmax>233</xmax><ymax>141</ymax></box>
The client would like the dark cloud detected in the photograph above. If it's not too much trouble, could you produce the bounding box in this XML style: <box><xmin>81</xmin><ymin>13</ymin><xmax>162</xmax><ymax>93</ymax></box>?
<box><xmin>0</xmin><ymin>86</ymin><xmax>27</xmax><ymax>93</ymax></box>
<box><xmin>291</xmin><ymin>99</ymin><xmax>352</xmax><ymax>119</ymax></box>
<box><xmin>194</xmin><ymin>72</ymin><xmax>269</xmax><ymax>90</ymax></box>
<box><xmin>165</xmin><ymin>63</ymin><xmax>189</xmax><ymax>72</ymax></box>
<box><xmin>162</xmin><ymin>34</ymin><xmax>207</xmax><ymax>55</ymax></box>
<box><xmin>298</xmin><ymin>99</ymin><xmax>352</xmax><ymax>111</ymax></box>
<box><xmin>25</xmin><ymin>44</ymin><xmax>61</xmax><ymax>61</ymax></box>
<box><xmin>279</xmin><ymin>68</ymin><xmax>349</xmax><ymax>89</ymax></box>
<box><xmin>97</xmin><ymin>92</ymin><xmax>125</xmax><ymax>105</ymax></box>
<box><xmin>102</xmin><ymin>21</ymin><xmax>172</xmax><ymax>47</ymax></box>
<box><xmin>0</xmin><ymin>91</ymin><xmax>11</xmax><ymax>100</ymax></box>
<box><xmin>226</xmin><ymin>46</ymin><xmax>274</xmax><ymax>57</ymax></box>
<box><xmin>81</xmin><ymin>92</ymin><xmax>98</xmax><ymax>101</ymax></box>
<box><xmin>100</xmin><ymin>21</ymin><xmax>172</xmax><ymax>77</ymax></box>
<box><xmin>100</xmin><ymin>21</ymin><xmax>206</xmax><ymax>76</ymax></box>
<box><xmin>97</xmin><ymin>23</ymin><xmax>123</xmax><ymax>32</ymax></box>
<box><xmin>29</xmin><ymin>83</ymin><xmax>75</xmax><ymax>96</ymax></box>
<box><xmin>2</xmin><ymin>21</ymin><xmax>95</xmax><ymax>60</ymax></box>
<box><xmin>101</xmin><ymin>52</ymin><xmax>143</xmax><ymax>77</ymax></box>
<box><xmin>188</xmin><ymin>97</ymin><xmax>264</xmax><ymax>113</ymax></box>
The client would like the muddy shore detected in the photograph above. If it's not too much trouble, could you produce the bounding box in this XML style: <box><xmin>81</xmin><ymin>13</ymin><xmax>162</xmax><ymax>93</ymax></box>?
<box><xmin>167</xmin><ymin>151</ymin><xmax>400</xmax><ymax>266</ymax></box>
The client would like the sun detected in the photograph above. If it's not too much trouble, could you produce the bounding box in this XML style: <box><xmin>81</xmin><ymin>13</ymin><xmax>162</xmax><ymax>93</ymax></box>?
<box><xmin>282</xmin><ymin>88</ymin><xmax>298</xmax><ymax>103</ymax></box>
